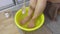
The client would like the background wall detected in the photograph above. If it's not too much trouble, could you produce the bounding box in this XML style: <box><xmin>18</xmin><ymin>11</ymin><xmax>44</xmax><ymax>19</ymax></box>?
<box><xmin>0</xmin><ymin>0</ymin><xmax>29</xmax><ymax>11</ymax></box>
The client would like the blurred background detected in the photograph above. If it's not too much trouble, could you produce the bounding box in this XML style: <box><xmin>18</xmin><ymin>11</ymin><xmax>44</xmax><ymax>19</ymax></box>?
<box><xmin>0</xmin><ymin>0</ymin><xmax>29</xmax><ymax>11</ymax></box>
<box><xmin>0</xmin><ymin>0</ymin><xmax>60</xmax><ymax>34</ymax></box>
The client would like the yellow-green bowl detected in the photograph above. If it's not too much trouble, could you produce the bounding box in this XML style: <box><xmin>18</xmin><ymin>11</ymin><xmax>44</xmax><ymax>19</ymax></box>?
<box><xmin>14</xmin><ymin>7</ymin><xmax>45</xmax><ymax>31</ymax></box>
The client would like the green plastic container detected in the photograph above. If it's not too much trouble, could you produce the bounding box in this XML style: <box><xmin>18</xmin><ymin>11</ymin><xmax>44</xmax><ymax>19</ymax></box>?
<box><xmin>14</xmin><ymin>7</ymin><xmax>45</xmax><ymax>31</ymax></box>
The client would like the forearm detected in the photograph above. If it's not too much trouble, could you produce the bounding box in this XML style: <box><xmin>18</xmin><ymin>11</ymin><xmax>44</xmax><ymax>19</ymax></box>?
<box><xmin>28</xmin><ymin>0</ymin><xmax>37</xmax><ymax>16</ymax></box>
<box><xmin>29</xmin><ymin>0</ymin><xmax>37</xmax><ymax>9</ymax></box>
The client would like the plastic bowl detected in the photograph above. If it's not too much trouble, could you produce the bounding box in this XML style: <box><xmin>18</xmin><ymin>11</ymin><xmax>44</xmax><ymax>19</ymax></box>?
<box><xmin>14</xmin><ymin>7</ymin><xmax>44</xmax><ymax>31</ymax></box>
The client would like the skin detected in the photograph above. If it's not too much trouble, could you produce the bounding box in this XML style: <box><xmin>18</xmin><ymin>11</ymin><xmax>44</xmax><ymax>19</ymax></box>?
<box><xmin>20</xmin><ymin>0</ymin><xmax>47</xmax><ymax>28</ymax></box>
<box><xmin>20</xmin><ymin>0</ymin><xmax>37</xmax><ymax>25</ymax></box>
<box><xmin>28</xmin><ymin>0</ymin><xmax>47</xmax><ymax>28</ymax></box>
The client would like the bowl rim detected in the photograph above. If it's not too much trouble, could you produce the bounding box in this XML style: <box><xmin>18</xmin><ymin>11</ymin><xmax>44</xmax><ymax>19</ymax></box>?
<box><xmin>14</xmin><ymin>7</ymin><xmax>45</xmax><ymax>31</ymax></box>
